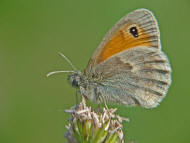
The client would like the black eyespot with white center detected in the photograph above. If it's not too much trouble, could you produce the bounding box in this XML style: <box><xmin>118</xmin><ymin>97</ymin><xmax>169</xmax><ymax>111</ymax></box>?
<box><xmin>129</xmin><ymin>26</ymin><xmax>138</xmax><ymax>38</ymax></box>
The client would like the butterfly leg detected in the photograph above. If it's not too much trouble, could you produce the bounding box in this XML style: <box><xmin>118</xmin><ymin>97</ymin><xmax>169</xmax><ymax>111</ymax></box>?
<box><xmin>98</xmin><ymin>92</ymin><xmax>108</xmax><ymax>109</ymax></box>
<box><xmin>75</xmin><ymin>88</ymin><xmax>79</xmax><ymax>104</ymax></box>
<box><xmin>74</xmin><ymin>89</ymin><xmax>81</xmax><ymax>109</ymax></box>
<box><xmin>96</xmin><ymin>93</ymin><xmax>103</xmax><ymax>112</ymax></box>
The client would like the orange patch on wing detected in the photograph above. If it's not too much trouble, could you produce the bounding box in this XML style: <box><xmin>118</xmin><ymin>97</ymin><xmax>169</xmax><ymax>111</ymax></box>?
<box><xmin>97</xmin><ymin>24</ymin><xmax>154</xmax><ymax>63</ymax></box>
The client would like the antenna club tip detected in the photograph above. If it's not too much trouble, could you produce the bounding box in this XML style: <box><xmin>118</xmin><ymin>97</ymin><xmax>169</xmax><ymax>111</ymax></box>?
<box><xmin>46</xmin><ymin>73</ymin><xmax>50</xmax><ymax>77</ymax></box>
<box><xmin>58</xmin><ymin>52</ymin><xmax>64</xmax><ymax>56</ymax></box>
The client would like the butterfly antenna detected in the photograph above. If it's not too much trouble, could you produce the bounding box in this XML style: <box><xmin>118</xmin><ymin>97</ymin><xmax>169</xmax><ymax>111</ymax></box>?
<box><xmin>46</xmin><ymin>70</ymin><xmax>75</xmax><ymax>77</ymax></box>
<box><xmin>58</xmin><ymin>52</ymin><xmax>77</xmax><ymax>71</ymax></box>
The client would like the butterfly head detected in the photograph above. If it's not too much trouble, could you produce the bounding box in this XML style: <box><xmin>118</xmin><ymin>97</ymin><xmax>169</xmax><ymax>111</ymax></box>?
<box><xmin>67</xmin><ymin>72</ymin><xmax>82</xmax><ymax>88</ymax></box>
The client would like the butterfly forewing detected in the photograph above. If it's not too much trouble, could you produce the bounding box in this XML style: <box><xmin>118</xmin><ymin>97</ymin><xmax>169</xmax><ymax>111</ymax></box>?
<box><xmin>85</xmin><ymin>9</ymin><xmax>160</xmax><ymax>76</ymax></box>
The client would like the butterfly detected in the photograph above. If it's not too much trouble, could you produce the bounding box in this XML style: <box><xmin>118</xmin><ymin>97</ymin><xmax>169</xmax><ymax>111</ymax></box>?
<box><xmin>48</xmin><ymin>9</ymin><xmax>172</xmax><ymax>108</ymax></box>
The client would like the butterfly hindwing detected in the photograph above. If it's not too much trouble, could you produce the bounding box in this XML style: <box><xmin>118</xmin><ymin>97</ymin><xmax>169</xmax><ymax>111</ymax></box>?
<box><xmin>93</xmin><ymin>46</ymin><xmax>171</xmax><ymax>108</ymax></box>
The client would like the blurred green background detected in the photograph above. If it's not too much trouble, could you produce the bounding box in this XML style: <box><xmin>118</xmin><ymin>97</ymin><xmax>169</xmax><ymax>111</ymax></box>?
<box><xmin>0</xmin><ymin>0</ymin><xmax>189</xmax><ymax>143</ymax></box>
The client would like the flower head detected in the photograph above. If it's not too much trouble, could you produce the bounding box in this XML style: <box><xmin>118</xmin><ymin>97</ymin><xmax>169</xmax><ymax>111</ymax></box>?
<box><xmin>65</xmin><ymin>97</ymin><xmax>129</xmax><ymax>143</ymax></box>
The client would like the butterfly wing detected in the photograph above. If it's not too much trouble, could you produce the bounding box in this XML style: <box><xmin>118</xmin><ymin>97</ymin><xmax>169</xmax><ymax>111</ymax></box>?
<box><xmin>84</xmin><ymin>9</ymin><xmax>171</xmax><ymax>108</ymax></box>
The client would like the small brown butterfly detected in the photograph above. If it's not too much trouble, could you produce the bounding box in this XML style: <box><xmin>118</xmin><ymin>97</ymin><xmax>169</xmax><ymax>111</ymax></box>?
<box><xmin>48</xmin><ymin>9</ymin><xmax>172</xmax><ymax>108</ymax></box>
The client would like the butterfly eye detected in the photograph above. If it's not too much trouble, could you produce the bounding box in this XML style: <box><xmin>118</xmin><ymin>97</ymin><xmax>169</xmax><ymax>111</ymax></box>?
<box><xmin>129</xmin><ymin>26</ymin><xmax>138</xmax><ymax>38</ymax></box>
